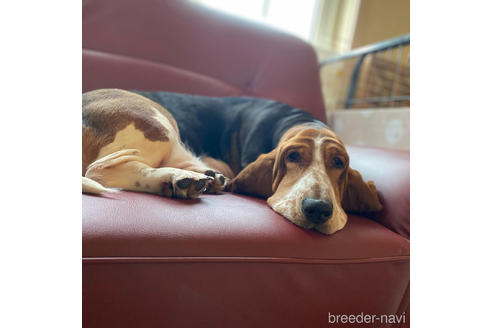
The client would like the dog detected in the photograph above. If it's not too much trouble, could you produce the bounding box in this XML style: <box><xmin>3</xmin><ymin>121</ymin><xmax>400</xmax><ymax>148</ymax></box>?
<box><xmin>82</xmin><ymin>89</ymin><xmax>382</xmax><ymax>234</ymax></box>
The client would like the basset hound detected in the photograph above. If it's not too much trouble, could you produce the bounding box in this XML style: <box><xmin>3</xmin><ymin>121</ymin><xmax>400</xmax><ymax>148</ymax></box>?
<box><xmin>83</xmin><ymin>89</ymin><xmax>382</xmax><ymax>234</ymax></box>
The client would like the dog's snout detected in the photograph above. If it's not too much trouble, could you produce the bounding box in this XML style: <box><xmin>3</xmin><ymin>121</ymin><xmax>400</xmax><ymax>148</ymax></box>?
<box><xmin>302</xmin><ymin>198</ymin><xmax>333</xmax><ymax>224</ymax></box>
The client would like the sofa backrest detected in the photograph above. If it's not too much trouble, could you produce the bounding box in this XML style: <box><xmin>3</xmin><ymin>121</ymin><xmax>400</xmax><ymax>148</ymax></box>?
<box><xmin>82</xmin><ymin>0</ymin><xmax>326</xmax><ymax>121</ymax></box>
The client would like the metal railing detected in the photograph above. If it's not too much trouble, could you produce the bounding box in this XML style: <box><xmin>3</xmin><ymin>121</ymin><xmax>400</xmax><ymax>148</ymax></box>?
<box><xmin>320</xmin><ymin>34</ymin><xmax>410</xmax><ymax>109</ymax></box>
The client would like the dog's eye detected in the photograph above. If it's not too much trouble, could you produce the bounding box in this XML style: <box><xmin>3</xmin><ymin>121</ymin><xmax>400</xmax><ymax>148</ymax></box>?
<box><xmin>287</xmin><ymin>151</ymin><xmax>301</xmax><ymax>163</ymax></box>
<box><xmin>332</xmin><ymin>157</ymin><xmax>344</xmax><ymax>168</ymax></box>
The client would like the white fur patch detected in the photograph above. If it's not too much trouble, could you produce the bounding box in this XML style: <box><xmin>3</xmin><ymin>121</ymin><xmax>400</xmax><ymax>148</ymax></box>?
<box><xmin>98</xmin><ymin>123</ymin><xmax>172</xmax><ymax>167</ymax></box>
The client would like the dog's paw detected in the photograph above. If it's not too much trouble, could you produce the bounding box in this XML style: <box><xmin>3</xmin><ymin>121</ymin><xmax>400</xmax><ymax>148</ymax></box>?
<box><xmin>161</xmin><ymin>171</ymin><xmax>213</xmax><ymax>199</ymax></box>
<box><xmin>203</xmin><ymin>170</ymin><xmax>228</xmax><ymax>194</ymax></box>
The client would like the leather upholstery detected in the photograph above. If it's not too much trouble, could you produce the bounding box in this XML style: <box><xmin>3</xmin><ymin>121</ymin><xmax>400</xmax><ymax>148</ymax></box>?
<box><xmin>347</xmin><ymin>146</ymin><xmax>410</xmax><ymax>239</ymax></box>
<box><xmin>83</xmin><ymin>192</ymin><xmax>409</xmax><ymax>261</ymax></box>
<box><xmin>83</xmin><ymin>0</ymin><xmax>410</xmax><ymax>327</ymax></box>
<box><xmin>83</xmin><ymin>0</ymin><xmax>326</xmax><ymax>122</ymax></box>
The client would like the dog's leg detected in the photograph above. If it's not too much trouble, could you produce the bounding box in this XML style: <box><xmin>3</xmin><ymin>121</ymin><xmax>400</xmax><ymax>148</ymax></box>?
<box><xmin>201</xmin><ymin>156</ymin><xmax>234</xmax><ymax>179</ymax></box>
<box><xmin>85</xmin><ymin>149</ymin><xmax>212</xmax><ymax>198</ymax></box>
<box><xmin>82</xmin><ymin>176</ymin><xmax>117</xmax><ymax>194</ymax></box>
<box><xmin>165</xmin><ymin>148</ymin><xmax>229</xmax><ymax>194</ymax></box>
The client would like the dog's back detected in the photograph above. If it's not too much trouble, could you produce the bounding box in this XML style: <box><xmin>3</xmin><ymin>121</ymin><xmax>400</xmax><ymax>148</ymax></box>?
<box><xmin>132</xmin><ymin>90</ymin><xmax>318</xmax><ymax>174</ymax></box>
<box><xmin>82</xmin><ymin>89</ymin><xmax>318</xmax><ymax>197</ymax></box>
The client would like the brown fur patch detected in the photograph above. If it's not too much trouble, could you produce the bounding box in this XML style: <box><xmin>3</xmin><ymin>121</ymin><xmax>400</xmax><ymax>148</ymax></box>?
<box><xmin>280</xmin><ymin>124</ymin><xmax>341</xmax><ymax>144</ymax></box>
<box><xmin>82</xmin><ymin>89</ymin><xmax>177</xmax><ymax>173</ymax></box>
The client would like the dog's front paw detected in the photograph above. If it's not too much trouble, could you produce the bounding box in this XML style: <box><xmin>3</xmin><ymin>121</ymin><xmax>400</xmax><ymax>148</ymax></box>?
<box><xmin>203</xmin><ymin>170</ymin><xmax>228</xmax><ymax>194</ymax></box>
<box><xmin>161</xmin><ymin>171</ymin><xmax>213</xmax><ymax>199</ymax></box>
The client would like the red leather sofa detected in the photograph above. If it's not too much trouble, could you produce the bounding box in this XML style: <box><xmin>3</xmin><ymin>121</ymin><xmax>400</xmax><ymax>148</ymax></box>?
<box><xmin>82</xmin><ymin>0</ymin><xmax>410</xmax><ymax>327</ymax></box>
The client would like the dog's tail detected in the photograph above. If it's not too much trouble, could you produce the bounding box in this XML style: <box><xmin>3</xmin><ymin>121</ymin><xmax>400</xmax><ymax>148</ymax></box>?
<box><xmin>82</xmin><ymin>176</ymin><xmax>118</xmax><ymax>194</ymax></box>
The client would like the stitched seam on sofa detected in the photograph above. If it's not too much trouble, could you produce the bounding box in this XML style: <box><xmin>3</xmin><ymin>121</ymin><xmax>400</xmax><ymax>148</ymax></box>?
<box><xmin>82</xmin><ymin>255</ymin><xmax>410</xmax><ymax>265</ymax></box>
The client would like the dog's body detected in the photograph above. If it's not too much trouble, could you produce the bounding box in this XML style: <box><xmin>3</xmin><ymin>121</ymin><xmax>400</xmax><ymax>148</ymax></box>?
<box><xmin>83</xmin><ymin>89</ymin><xmax>382</xmax><ymax>234</ymax></box>
<box><xmin>131</xmin><ymin>90</ymin><xmax>319</xmax><ymax>174</ymax></box>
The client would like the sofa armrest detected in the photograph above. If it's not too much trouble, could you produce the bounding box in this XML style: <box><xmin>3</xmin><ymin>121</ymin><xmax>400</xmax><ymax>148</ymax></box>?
<box><xmin>347</xmin><ymin>145</ymin><xmax>410</xmax><ymax>239</ymax></box>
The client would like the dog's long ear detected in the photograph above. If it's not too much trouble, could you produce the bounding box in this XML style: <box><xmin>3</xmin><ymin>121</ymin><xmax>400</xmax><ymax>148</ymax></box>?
<box><xmin>341</xmin><ymin>168</ymin><xmax>383</xmax><ymax>214</ymax></box>
<box><xmin>227</xmin><ymin>149</ymin><xmax>279</xmax><ymax>198</ymax></box>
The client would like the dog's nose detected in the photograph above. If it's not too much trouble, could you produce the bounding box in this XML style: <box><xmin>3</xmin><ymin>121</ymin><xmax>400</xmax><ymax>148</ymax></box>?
<box><xmin>302</xmin><ymin>198</ymin><xmax>333</xmax><ymax>224</ymax></box>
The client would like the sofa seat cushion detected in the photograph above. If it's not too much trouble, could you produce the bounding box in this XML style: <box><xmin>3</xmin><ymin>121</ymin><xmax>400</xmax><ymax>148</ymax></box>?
<box><xmin>83</xmin><ymin>191</ymin><xmax>409</xmax><ymax>327</ymax></box>
<box><xmin>83</xmin><ymin>192</ymin><xmax>409</xmax><ymax>261</ymax></box>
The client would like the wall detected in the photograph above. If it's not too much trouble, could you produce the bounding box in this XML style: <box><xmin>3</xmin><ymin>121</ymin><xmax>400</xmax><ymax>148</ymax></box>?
<box><xmin>328</xmin><ymin>107</ymin><xmax>410</xmax><ymax>150</ymax></box>
<box><xmin>352</xmin><ymin>0</ymin><xmax>409</xmax><ymax>48</ymax></box>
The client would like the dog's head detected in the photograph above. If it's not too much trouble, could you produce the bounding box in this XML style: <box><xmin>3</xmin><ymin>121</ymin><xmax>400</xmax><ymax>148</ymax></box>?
<box><xmin>229</xmin><ymin>124</ymin><xmax>382</xmax><ymax>234</ymax></box>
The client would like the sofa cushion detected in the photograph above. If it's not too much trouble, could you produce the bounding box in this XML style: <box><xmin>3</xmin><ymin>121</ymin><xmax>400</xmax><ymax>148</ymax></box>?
<box><xmin>83</xmin><ymin>49</ymin><xmax>244</xmax><ymax>97</ymax></box>
<box><xmin>82</xmin><ymin>0</ymin><xmax>326</xmax><ymax>121</ymax></box>
<box><xmin>83</xmin><ymin>192</ymin><xmax>409</xmax><ymax>261</ymax></box>
<box><xmin>83</xmin><ymin>191</ymin><xmax>409</xmax><ymax>327</ymax></box>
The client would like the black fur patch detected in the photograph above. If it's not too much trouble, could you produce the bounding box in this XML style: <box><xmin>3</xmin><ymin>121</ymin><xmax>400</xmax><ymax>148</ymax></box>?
<box><xmin>132</xmin><ymin>90</ymin><xmax>325</xmax><ymax>174</ymax></box>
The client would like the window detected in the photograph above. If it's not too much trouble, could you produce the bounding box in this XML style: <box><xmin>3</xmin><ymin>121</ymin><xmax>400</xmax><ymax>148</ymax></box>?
<box><xmin>193</xmin><ymin>0</ymin><xmax>322</xmax><ymax>42</ymax></box>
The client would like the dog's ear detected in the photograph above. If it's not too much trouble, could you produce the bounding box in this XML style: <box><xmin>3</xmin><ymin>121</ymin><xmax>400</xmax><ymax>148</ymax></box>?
<box><xmin>341</xmin><ymin>168</ymin><xmax>383</xmax><ymax>214</ymax></box>
<box><xmin>227</xmin><ymin>149</ymin><xmax>279</xmax><ymax>198</ymax></box>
